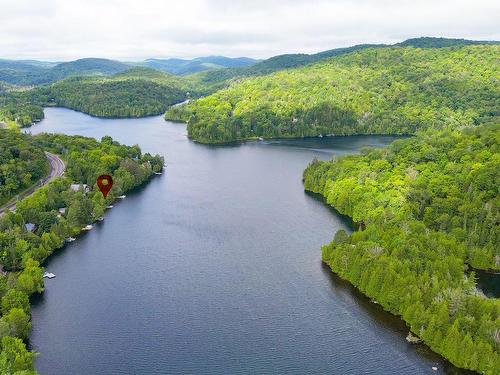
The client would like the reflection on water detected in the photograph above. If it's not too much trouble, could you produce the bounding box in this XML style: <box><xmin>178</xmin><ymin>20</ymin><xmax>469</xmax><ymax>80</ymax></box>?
<box><xmin>475</xmin><ymin>270</ymin><xmax>500</xmax><ymax>298</ymax></box>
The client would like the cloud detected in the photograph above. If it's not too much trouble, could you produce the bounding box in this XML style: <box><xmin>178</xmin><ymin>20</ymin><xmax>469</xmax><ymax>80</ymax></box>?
<box><xmin>0</xmin><ymin>0</ymin><xmax>498</xmax><ymax>60</ymax></box>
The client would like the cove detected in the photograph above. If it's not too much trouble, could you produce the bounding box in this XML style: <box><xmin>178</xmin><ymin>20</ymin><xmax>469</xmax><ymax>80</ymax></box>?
<box><xmin>26</xmin><ymin>107</ymin><xmax>467</xmax><ymax>374</ymax></box>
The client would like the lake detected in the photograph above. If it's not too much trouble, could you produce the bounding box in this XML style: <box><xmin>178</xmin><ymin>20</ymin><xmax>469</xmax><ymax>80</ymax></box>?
<box><xmin>26</xmin><ymin>108</ymin><xmax>465</xmax><ymax>374</ymax></box>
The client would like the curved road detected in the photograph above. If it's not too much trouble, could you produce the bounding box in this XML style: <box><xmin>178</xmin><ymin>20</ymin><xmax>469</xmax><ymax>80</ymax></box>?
<box><xmin>0</xmin><ymin>152</ymin><xmax>65</xmax><ymax>215</ymax></box>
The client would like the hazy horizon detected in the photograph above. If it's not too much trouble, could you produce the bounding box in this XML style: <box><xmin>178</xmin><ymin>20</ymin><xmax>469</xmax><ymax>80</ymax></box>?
<box><xmin>1</xmin><ymin>0</ymin><xmax>499</xmax><ymax>61</ymax></box>
<box><xmin>1</xmin><ymin>36</ymin><xmax>499</xmax><ymax>63</ymax></box>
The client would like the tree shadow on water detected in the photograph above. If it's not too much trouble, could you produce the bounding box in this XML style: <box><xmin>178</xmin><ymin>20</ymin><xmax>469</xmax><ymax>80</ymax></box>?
<box><xmin>320</xmin><ymin>262</ymin><xmax>475</xmax><ymax>375</ymax></box>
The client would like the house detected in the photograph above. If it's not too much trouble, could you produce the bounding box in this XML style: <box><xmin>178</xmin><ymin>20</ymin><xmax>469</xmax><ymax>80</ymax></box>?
<box><xmin>25</xmin><ymin>223</ymin><xmax>36</xmax><ymax>232</ymax></box>
<box><xmin>58</xmin><ymin>207</ymin><xmax>66</xmax><ymax>216</ymax></box>
<box><xmin>70</xmin><ymin>184</ymin><xmax>89</xmax><ymax>193</ymax></box>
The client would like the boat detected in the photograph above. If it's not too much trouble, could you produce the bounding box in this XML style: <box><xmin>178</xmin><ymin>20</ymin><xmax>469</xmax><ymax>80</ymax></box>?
<box><xmin>258</xmin><ymin>137</ymin><xmax>264</xmax><ymax>141</ymax></box>
<box><xmin>405</xmin><ymin>332</ymin><xmax>421</xmax><ymax>344</ymax></box>
<box><xmin>118</xmin><ymin>195</ymin><xmax>126</xmax><ymax>199</ymax></box>
<box><xmin>154</xmin><ymin>172</ymin><xmax>162</xmax><ymax>175</ymax></box>
<box><xmin>432</xmin><ymin>367</ymin><xmax>438</xmax><ymax>371</ymax></box>
<box><xmin>65</xmin><ymin>237</ymin><xmax>76</xmax><ymax>243</ymax></box>
<box><xmin>97</xmin><ymin>217</ymin><xmax>104</xmax><ymax>222</ymax></box>
<box><xmin>82</xmin><ymin>224</ymin><xmax>93</xmax><ymax>231</ymax></box>
<box><xmin>43</xmin><ymin>272</ymin><xmax>56</xmax><ymax>279</ymax></box>
<box><xmin>107</xmin><ymin>205</ymin><xmax>114</xmax><ymax>209</ymax></box>
<box><xmin>318</xmin><ymin>134</ymin><xmax>323</xmax><ymax>138</ymax></box>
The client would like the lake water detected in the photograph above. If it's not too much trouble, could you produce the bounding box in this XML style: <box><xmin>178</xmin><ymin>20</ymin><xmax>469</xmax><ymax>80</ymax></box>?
<box><xmin>26</xmin><ymin>108</ymin><xmax>466</xmax><ymax>374</ymax></box>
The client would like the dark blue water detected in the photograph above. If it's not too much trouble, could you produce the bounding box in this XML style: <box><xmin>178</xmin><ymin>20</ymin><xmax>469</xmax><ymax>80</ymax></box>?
<box><xmin>27</xmin><ymin>108</ymin><xmax>462</xmax><ymax>374</ymax></box>
<box><xmin>475</xmin><ymin>270</ymin><xmax>500</xmax><ymax>298</ymax></box>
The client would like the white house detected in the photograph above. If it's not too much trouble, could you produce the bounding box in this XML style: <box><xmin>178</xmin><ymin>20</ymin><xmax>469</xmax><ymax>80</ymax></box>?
<box><xmin>70</xmin><ymin>184</ymin><xmax>89</xmax><ymax>193</ymax></box>
<box><xmin>25</xmin><ymin>223</ymin><xmax>36</xmax><ymax>232</ymax></box>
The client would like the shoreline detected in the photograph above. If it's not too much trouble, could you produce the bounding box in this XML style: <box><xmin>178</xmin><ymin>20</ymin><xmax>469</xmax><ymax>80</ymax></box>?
<box><xmin>0</xmin><ymin>126</ymin><xmax>166</xmax><ymax>372</ymax></box>
<box><xmin>163</xmin><ymin>119</ymin><xmax>412</xmax><ymax>146</ymax></box>
<box><xmin>303</xmin><ymin>144</ymin><xmax>499</xmax><ymax>374</ymax></box>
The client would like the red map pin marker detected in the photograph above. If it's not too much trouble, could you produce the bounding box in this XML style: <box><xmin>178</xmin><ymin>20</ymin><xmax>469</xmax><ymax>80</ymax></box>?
<box><xmin>96</xmin><ymin>174</ymin><xmax>113</xmax><ymax>198</ymax></box>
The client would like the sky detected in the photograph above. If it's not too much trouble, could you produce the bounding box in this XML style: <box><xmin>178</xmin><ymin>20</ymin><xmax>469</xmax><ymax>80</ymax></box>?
<box><xmin>0</xmin><ymin>0</ymin><xmax>499</xmax><ymax>61</ymax></box>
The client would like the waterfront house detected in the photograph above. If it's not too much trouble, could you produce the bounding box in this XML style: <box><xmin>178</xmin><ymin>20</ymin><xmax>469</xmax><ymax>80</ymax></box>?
<box><xmin>70</xmin><ymin>184</ymin><xmax>89</xmax><ymax>193</ymax></box>
<box><xmin>25</xmin><ymin>223</ymin><xmax>36</xmax><ymax>232</ymax></box>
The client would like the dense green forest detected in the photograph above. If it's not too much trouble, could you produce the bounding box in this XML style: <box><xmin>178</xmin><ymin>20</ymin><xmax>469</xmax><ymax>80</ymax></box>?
<box><xmin>0</xmin><ymin>130</ymin><xmax>164</xmax><ymax>372</ymax></box>
<box><xmin>179</xmin><ymin>37</ymin><xmax>499</xmax><ymax>94</ymax></box>
<box><xmin>0</xmin><ymin>67</ymin><xmax>193</xmax><ymax>123</ymax></box>
<box><xmin>303</xmin><ymin>124</ymin><xmax>500</xmax><ymax>374</ymax></box>
<box><xmin>0</xmin><ymin>89</ymin><xmax>47</xmax><ymax>128</ymax></box>
<box><xmin>47</xmin><ymin>68</ymin><xmax>190</xmax><ymax>118</ymax></box>
<box><xmin>2</xmin><ymin>37</ymin><xmax>494</xmax><ymax>100</ymax></box>
<box><xmin>0</xmin><ymin>131</ymin><xmax>49</xmax><ymax>205</ymax></box>
<box><xmin>1</xmin><ymin>38</ymin><xmax>497</xmax><ymax>125</ymax></box>
<box><xmin>166</xmin><ymin>45</ymin><xmax>499</xmax><ymax>143</ymax></box>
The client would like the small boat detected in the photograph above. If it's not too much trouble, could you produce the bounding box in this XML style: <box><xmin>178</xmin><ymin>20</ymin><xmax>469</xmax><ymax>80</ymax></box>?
<box><xmin>432</xmin><ymin>367</ymin><xmax>438</xmax><ymax>371</ymax></box>
<box><xmin>154</xmin><ymin>172</ymin><xmax>162</xmax><ymax>175</ymax></box>
<box><xmin>107</xmin><ymin>205</ymin><xmax>114</xmax><ymax>209</ymax></box>
<box><xmin>65</xmin><ymin>237</ymin><xmax>76</xmax><ymax>243</ymax></box>
<box><xmin>406</xmin><ymin>332</ymin><xmax>421</xmax><ymax>344</ymax></box>
<box><xmin>118</xmin><ymin>195</ymin><xmax>126</xmax><ymax>199</ymax></box>
<box><xmin>97</xmin><ymin>217</ymin><xmax>104</xmax><ymax>222</ymax></box>
<box><xmin>318</xmin><ymin>134</ymin><xmax>323</xmax><ymax>138</ymax></box>
<box><xmin>258</xmin><ymin>137</ymin><xmax>264</xmax><ymax>141</ymax></box>
<box><xmin>82</xmin><ymin>224</ymin><xmax>93</xmax><ymax>231</ymax></box>
<box><xmin>43</xmin><ymin>272</ymin><xmax>56</xmax><ymax>279</ymax></box>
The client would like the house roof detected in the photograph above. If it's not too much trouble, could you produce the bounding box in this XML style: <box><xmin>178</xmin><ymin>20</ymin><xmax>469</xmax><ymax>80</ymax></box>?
<box><xmin>70</xmin><ymin>184</ymin><xmax>88</xmax><ymax>192</ymax></box>
<box><xmin>25</xmin><ymin>223</ymin><xmax>35</xmax><ymax>232</ymax></box>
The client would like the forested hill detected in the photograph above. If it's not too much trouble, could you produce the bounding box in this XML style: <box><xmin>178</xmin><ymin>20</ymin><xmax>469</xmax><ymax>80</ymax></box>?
<box><xmin>47</xmin><ymin>67</ymin><xmax>190</xmax><ymax>118</ymax></box>
<box><xmin>185</xmin><ymin>37</ymin><xmax>500</xmax><ymax>91</ymax></box>
<box><xmin>0</xmin><ymin>67</ymin><xmax>195</xmax><ymax>123</ymax></box>
<box><xmin>0</xmin><ymin>37</ymin><xmax>496</xmax><ymax>89</ymax></box>
<box><xmin>303</xmin><ymin>123</ymin><xmax>500</xmax><ymax>374</ymax></box>
<box><xmin>396</xmin><ymin>37</ymin><xmax>499</xmax><ymax>48</ymax></box>
<box><xmin>166</xmin><ymin>45</ymin><xmax>500</xmax><ymax>143</ymax></box>
<box><xmin>47</xmin><ymin>58</ymin><xmax>130</xmax><ymax>82</ymax></box>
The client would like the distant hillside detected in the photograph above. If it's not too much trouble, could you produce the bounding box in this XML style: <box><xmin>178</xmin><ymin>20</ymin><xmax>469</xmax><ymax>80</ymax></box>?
<box><xmin>396</xmin><ymin>36</ymin><xmax>499</xmax><ymax>48</ymax></box>
<box><xmin>48</xmin><ymin>58</ymin><xmax>129</xmax><ymax>81</ymax></box>
<box><xmin>189</xmin><ymin>37</ymin><xmax>499</xmax><ymax>92</ymax></box>
<box><xmin>0</xmin><ymin>58</ymin><xmax>130</xmax><ymax>86</ymax></box>
<box><xmin>0</xmin><ymin>60</ymin><xmax>48</xmax><ymax>86</ymax></box>
<box><xmin>167</xmin><ymin>45</ymin><xmax>499</xmax><ymax>143</ymax></box>
<box><xmin>141</xmin><ymin>56</ymin><xmax>258</xmax><ymax>75</ymax></box>
<box><xmin>1</xmin><ymin>37</ymin><xmax>496</xmax><ymax>88</ymax></box>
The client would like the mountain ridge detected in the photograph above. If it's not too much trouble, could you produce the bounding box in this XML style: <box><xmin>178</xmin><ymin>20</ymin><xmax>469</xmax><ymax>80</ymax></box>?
<box><xmin>1</xmin><ymin>37</ymin><xmax>497</xmax><ymax>86</ymax></box>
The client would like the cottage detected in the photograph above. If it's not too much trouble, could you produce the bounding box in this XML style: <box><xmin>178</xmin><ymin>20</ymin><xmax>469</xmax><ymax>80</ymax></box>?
<box><xmin>25</xmin><ymin>223</ymin><xmax>36</xmax><ymax>232</ymax></box>
<box><xmin>70</xmin><ymin>184</ymin><xmax>89</xmax><ymax>193</ymax></box>
<box><xmin>58</xmin><ymin>207</ymin><xmax>66</xmax><ymax>215</ymax></box>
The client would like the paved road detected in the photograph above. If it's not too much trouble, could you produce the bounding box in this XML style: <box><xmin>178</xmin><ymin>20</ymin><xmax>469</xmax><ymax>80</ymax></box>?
<box><xmin>0</xmin><ymin>152</ymin><xmax>65</xmax><ymax>215</ymax></box>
